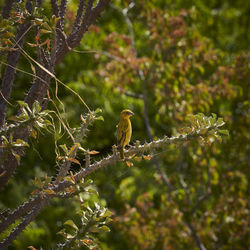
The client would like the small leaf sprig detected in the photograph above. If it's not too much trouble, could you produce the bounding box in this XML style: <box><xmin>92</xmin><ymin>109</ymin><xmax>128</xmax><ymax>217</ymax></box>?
<box><xmin>57</xmin><ymin>200</ymin><xmax>112</xmax><ymax>250</ymax></box>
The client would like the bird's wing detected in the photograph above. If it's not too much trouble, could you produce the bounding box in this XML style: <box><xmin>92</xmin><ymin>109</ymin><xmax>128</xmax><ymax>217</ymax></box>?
<box><xmin>117</xmin><ymin>120</ymin><xmax>129</xmax><ymax>146</ymax></box>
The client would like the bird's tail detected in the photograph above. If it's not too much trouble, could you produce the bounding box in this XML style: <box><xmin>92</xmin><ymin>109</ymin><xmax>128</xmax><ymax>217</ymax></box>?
<box><xmin>119</xmin><ymin>147</ymin><xmax>124</xmax><ymax>160</ymax></box>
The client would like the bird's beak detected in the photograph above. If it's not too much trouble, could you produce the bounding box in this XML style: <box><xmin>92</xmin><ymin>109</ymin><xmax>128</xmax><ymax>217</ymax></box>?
<box><xmin>129</xmin><ymin>111</ymin><xmax>134</xmax><ymax>116</ymax></box>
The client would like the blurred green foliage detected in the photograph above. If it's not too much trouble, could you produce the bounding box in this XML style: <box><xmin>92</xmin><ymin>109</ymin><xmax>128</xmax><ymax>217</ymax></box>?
<box><xmin>0</xmin><ymin>0</ymin><xmax>249</xmax><ymax>249</ymax></box>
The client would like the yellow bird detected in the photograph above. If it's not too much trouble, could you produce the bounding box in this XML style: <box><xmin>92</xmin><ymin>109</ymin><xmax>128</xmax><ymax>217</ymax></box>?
<box><xmin>117</xmin><ymin>109</ymin><xmax>134</xmax><ymax>159</ymax></box>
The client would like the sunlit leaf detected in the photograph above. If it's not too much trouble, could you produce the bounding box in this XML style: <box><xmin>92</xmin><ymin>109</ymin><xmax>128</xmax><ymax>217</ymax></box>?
<box><xmin>67</xmin><ymin>158</ymin><xmax>81</xmax><ymax>166</ymax></box>
<box><xmin>44</xmin><ymin>189</ymin><xmax>56</xmax><ymax>195</ymax></box>
<box><xmin>64</xmin><ymin>220</ymin><xmax>79</xmax><ymax>231</ymax></box>
<box><xmin>143</xmin><ymin>155</ymin><xmax>152</xmax><ymax>161</ymax></box>
<box><xmin>98</xmin><ymin>225</ymin><xmax>110</xmax><ymax>233</ymax></box>
<box><xmin>95</xmin><ymin>116</ymin><xmax>104</xmax><ymax>121</ymax></box>
<box><xmin>125</xmin><ymin>161</ymin><xmax>133</xmax><ymax>167</ymax></box>
<box><xmin>88</xmin><ymin>150</ymin><xmax>99</xmax><ymax>155</ymax></box>
<box><xmin>68</xmin><ymin>143</ymin><xmax>80</xmax><ymax>156</ymax></box>
<box><xmin>218</xmin><ymin>129</ymin><xmax>229</xmax><ymax>136</ymax></box>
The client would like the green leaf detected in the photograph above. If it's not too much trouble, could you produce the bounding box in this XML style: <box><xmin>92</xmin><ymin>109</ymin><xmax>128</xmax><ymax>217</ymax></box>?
<box><xmin>68</xmin><ymin>143</ymin><xmax>80</xmax><ymax>156</ymax></box>
<box><xmin>64</xmin><ymin>220</ymin><xmax>79</xmax><ymax>231</ymax></box>
<box><xmin>200</xmin><ymin>128</ymin><xmax>208</xmax><ymax>135</ymax></box>
<box><xmin>98</xmin><ymin>225</ymin><xmax>111</xmax><ymax>233</ymax></box>
<box><xmin>17</xmin><ymin>101</ymin><xmax>31</xmax><ymax>113</ymax></box>
<box><xmin>216</xmin><ymin>117</ymin><xmax>225</xmax><ymax>127</ymax></box>
<box><xmin>79</xmin><ymin>146</ymin><xmax>86</xmax><ymax>153</ymax></box>
<box><xmin>100</xmin><ymin>210</ymin><xmax>113</xmax><ymax>218</ymax></box>
<box><xmin>13</xmin><ymin>139</ymin><xmax>29</xmax><ymax>147</ymax></box>
<box><xmin>57</xmin><ymin>229</ymin><xmax>67</xmax><ymax>238</ymax></box>
<box><xmin>51</xmin><ymin>15</ymin><xmax>60</xmax><ymax>27</ymax></box>
<box><xmin>64</xmin><ymin>176</ymin><xmax>75</xmax><ymax>184</ymax></box>
<box><xmin>187</xmin><ymin>114</ymin><xmax>198</xmax><ymax>127</ymax></box>
<box><xmin>94</xmin><ymin>202</ymin><xmax>100</xmax><ymax>210</ymax></box>
<box><xmin>66</xmin><ymin>233</ymin><xmax>75</xmax><ymax>239</ymax></box>
<box><xmin>87</xmin><ymin>188</ymin><xmax>99</xmax><ymax>196</ymax></box>
<box><xmin>32</xmin><ymin>100</ymin><xmax>41</xmax><ymax>114</ymax></box>
<box><xmin>11</xmin><ymin>150</ymin><xmax>21</xmax><ymax>165</ymax></box>
<box><xmin>44</xmin><ymin>119</ymin><xmax>53</xmax><ymax>126</ymax></box>
<box><xmin>40</xmin><ymin>29</ymin><xmax>52</xmax><ymax>34</ymax></box>
<box><xmin>33</xmin><ymin>18</ymin><xmax>44</xmax><ymax>25</ymax></box>
<box><xmin>218</xmin><ymin>129</ymin><xmax>229</xmax><ymax>136</ymax></box>
<box><xmin>35</xmin><ymin>121</ymin><xmax>46</xmax><ymax>128</ymax></box>
<box><xmin>95</xmin><ymin>116</ymin><xmax>104</xmax><ymax>121</ymax></box>
<box><xmin>89</xmin><ymin>225</ymin><xmax>100</xmax><ymax>233</ymax></box>
<box><xmin>1</xmin><ymin>135</ymin><xmax>9</xmax><ymax>143</ymax></box>
<box><xmin>212</xmin><ymin>113</ymin><xmax>217</xmax><ymax>119</ymax></box>
<box><xmin>32</xmin><ymin>177</ymin><xmax>44</xmax><ymax>189</ymax></box>
<box><xmin>94</xmin><ymin>108</ymin><xmax>102</xmax><ymax>114</ymax></box>
<box><xmin>44</xmin><ymin>189</ymin><xmax>56</xmax><ymax>195</ymax></box>
<box><xmin>41</xmin><ymin>22</ymin><xmax>52</xmax><ymax>30</ymax></box>
<box><xmin>59</xmin><ymin>144</ymin><xmax>68</xmax><ymax>154</ymax></box>
<box><xmin>209</xmin><ymin>116</ymin><xmax>216</xmax><ymax>126</ymax></box>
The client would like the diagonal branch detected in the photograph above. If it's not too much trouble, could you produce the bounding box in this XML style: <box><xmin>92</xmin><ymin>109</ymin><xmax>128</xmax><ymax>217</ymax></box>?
<box><xmin>0</xmin><ymin>24</ymin><xmax>31</xmax><ymax>127</ymax></box>
<box><xmin>0</xmin><ymin>122</ymin><xmax>223</xmax><ymax>237</ymax></box>
<box><xmin>0</xmin><ymin>0</ymin><xmax>33</xmax><ymax>127</ymax></box>
<box><xmin>0</xmin><ymin>200</ymin><xmax>47</xmax><ymax>250</ymax></box>
<box><xmin>0</xmin><ymin>193</ymin><xmax>45</xmax><ymax>234</ymax></box>
<box><xmin>184</xmin><ymin>221</ymin><xmax>207</xmax><ymax>250</ymax></box>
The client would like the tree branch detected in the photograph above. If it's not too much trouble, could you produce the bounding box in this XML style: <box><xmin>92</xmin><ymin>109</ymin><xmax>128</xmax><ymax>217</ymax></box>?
<box><xmin>55</xmin><ymin>0</ymin><xmax>110</xmax><ymax>65</ymax></box>
<box><xmin>0</xmin><ymin>21</ymin><xmax>32</xmax><ymax>127</ymax></box>
<box><xmin>51</xmin><ymin>0</ymin><xmax>59</xmax><ymax>16</ymax></box>
<box><xmin>0</xmin><ymin>0</ymin><xmax>33</xmax><ymax>127</ymax></box>
<box><xmin>184</xmin><ymin>221</ymin><xmax>207</xmax><ymax>250</ymax></box>
<box><xmin>59</xmin><ymin>0</ymin><xmax>67</xmax><ymax>31</ymax></box>
<box><xmin>72</xmin><ymin>0</ymin><xmax>86</xmax><ymax>33</ymax></box>
<box><xmin>0</xmin><ymin>200</ymin><xmax>47</xmax><ymax>250</ymax></box>
<box><xmin>0</xmin><ymin>123</ymin><xmax>222</xmax><ymax>239</ymax></box>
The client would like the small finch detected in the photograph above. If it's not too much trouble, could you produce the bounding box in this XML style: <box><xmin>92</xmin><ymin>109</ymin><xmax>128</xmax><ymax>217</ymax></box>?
<box><xmin>117</xmin><ymin>109</ymin><xmax>134</xmax><ymax>160</ymax></box>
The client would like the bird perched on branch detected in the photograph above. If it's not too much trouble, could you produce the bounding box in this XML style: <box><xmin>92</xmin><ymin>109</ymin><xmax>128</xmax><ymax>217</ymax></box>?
<box><xmin>117</xmin><ymin>109</ymin><xmax>134</xmax><ymax>160</ymax></box>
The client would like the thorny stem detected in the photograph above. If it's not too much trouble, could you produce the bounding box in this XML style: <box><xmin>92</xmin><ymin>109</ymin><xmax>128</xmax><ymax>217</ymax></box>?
<box><xmin>0</xmin><ymin>126</ymin><xmax>219</xmax><ymax>243</ymax></box>
<box><xmin>0</xmin><ymin>200</ymin><xmax>47</xmax><ymax>250</ymax></box>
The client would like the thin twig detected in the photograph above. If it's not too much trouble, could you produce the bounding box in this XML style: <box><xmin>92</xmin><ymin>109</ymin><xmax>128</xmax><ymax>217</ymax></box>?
<box><xmin>184</xmin><ymin>221</ymin><xmax>207</xmax><ymax>250</ymax></box>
